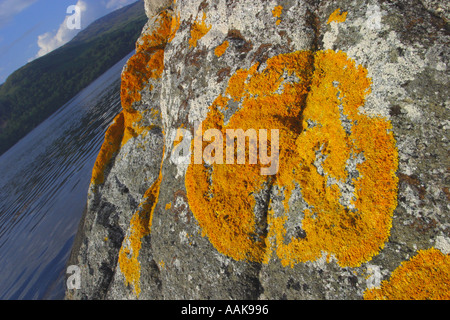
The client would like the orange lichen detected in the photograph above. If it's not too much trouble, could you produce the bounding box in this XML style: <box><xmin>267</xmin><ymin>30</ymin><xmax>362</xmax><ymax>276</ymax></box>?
<box><xmin>118</xmin><ymin>171</ymin><xmax>163</xmax><ymax>297</ymax></box>
<box><xmin>121</xmin><ymin>10</ymin><xmax>177</xmax><ymax>112</ymax></box>
<box><xmin>214</xmin><ymin>40</ymin><xmax>229</xmax><ymax>57</ymax></box>
<box><xmin>272</xmin><ymin>5</ymin><xmax>283</xmax><ymax>25</ymax></box>
<box><xmin>165</xmin><ymin>202</ymin><xmax>172</xmax><ymax>210</ymax></box>
<box><xmin>271</xmin><ymin>50</ymin><xmax>398</xmax><ymax>268</ymax></box>
<box><xmin>120</xmin><ymin>10</ymin><xmax>180</xmax><ymax>147</ymax></box>
<box><xmin>272</xmin><ymin>5</ymin><xmax>283</xmax><ymax>18</ymax></box>
<box><xmin>189</xmin><ymin>12</ymin><xmax>211</xmax><ymax>48</ymax></box>
<box><xmin>90</xmin><ymin>10</ymin><xmax>179</xmax><ymax>186</ymax></box>
<box><xmin>327</xmin><ymin>8</ymin><xmax>348</xmax><ymax>24</ymax></box>
<box><xmin>225</xmin><ymin>64</ymin><xmax>259</xmax><ymax>102</ymax></box>
<box><xmin>364</xmin><ymin>248</ymin><xmax>450</xmax><ymax>300</ymax></box>
<box><xmin>93</xmin><ymin>9</ymin><xmax>179</xmax><ymax>294</ymax></box>
<box><xmin>173</xmin><ymin>126</ymin><xmax>185</xmax><ymax>148</ymax></box>
<box><xmin>117</xmin><ymin>125</ymin><xmax>167</xmax><ymax>297</ymax></box>
<box><xmin>185</xmin><ymin>49</ymin><xmax>399</xmax><ymax>267</ymax></box>
<box><xmin>90</xmin><ymin>112</ymin><xmax>124</xmax><ymax>185</ymax></box>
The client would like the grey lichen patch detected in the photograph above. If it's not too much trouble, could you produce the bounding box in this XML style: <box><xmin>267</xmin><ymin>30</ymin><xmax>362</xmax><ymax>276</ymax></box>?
<box><xmin>282</xmin><ymin>184</ymin><xmax>308</xmax><ymax>242</ymax></box>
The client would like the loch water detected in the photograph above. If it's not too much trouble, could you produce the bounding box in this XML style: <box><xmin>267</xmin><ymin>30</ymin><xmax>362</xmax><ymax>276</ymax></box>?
<box><xmin>0</xmin><ymin>52</ymin><xmax>132</xmax><ymax>299</ymax></box>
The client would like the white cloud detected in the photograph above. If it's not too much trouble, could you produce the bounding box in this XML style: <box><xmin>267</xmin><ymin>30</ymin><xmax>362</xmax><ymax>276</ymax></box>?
<box><xmin>35</xmin><ymin>30</ymin><xmax>70</xmax><ymax>58</ymax></box>
<box><xmin>33</xmin><ymin>0</ymin><xmax>88</xmax><ymax>58</ymax></box>
<box><xmin>32</xmin><ymin>0</ymin><xmax>136</xmax><ymax>59</ymax></box>
<box><xmin>0</xmin><ymin>0</ymin><xmax>37</xmax><ymax>27</ymax></box>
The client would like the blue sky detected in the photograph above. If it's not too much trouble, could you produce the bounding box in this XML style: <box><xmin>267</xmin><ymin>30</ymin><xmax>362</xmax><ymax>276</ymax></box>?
<box><xmin>0</xmin><ymin>0</ymin><xmax>138</xmax><ymax>84</ymax></box>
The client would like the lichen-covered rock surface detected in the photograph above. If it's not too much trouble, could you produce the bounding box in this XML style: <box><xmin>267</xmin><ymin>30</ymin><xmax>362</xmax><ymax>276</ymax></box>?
<box><xmin>66</xmin><ymin>0</ymin><xmax>449</xmax><ymax>300</ymax></box>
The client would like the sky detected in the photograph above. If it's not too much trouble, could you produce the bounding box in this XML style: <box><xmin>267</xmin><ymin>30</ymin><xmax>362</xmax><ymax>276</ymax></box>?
<box><xmin>0</xmin><ymin>0</ymin><xmax>139</xmax><ymax>84</ymax></box>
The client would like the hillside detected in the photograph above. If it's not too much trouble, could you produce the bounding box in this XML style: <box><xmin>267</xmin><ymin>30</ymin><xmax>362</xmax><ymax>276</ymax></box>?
<box><xmin>0</xmin><ymin>1</ymin><xmax>147</xmax><ymax>155</ymax></box>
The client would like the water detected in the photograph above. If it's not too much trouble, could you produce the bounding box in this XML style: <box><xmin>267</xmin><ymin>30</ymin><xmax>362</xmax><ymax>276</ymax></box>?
<box><xmin>0</xmin><ymin>52</ymin><xmax>133</xmax><ymax>300</ymax></box>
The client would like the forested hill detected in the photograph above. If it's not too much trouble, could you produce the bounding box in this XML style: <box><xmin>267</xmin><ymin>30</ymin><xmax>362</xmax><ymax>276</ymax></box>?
<box><xmin>0</xmin><ymin>0</ymin><xmax>147</xmax><ymax>155</ymax></box>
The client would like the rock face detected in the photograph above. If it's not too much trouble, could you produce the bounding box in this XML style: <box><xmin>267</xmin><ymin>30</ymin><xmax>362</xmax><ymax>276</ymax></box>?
<box><xmin>66</xmin><ymin>0</ymin><xmax>449</xmax><ymax>300</ymax></box>
<box><xmin>144</xmin><ymin>0</ymin><xmax>173</xmax><ymax>18</ymax></box>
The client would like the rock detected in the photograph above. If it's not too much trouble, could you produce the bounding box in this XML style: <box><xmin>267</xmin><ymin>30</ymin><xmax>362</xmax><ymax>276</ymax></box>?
<box><xmin>144</xmin><ymin>0</ymin><xmax>173</xmax><ymax>18</ymax></box>
<box><xmin>420</xmin><ymin>0</ymin><xmax>450</xmax><ymax>21</ymax></box>
<box><xmin>66</xmin><ymin>0</ymin><xmax>449</xmax><ymax>300</ymax></box>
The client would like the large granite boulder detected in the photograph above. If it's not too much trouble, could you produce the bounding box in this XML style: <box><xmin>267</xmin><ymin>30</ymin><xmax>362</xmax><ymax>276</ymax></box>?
<box><xmin>66</xmin><ymin>0</ymin><xmax>449</xmax><ymax>300</ymax></box>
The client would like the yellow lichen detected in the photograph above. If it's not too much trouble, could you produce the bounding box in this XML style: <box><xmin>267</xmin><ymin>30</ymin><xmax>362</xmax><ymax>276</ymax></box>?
<box><xmin>90</xmin><ymin>10</ymin><xmax>179</xmax><ymax>185</ymax></box>
<box><xmin>272</xmin><ymin>5</ymin><xmax>283</xmax><ymax>18</ymax></box>
<box><xmin>165</xmin><ymin>202</ymin><xmax>172</xmax><ymax>210</ymax></box>
<box><xmin>364</xmin><ymin>248</ymin><xmax>450</xmax><ymax>300</ymax></box>
<box><xmin>327</xmin><ymin>8</ymin><xmax>348</xmax><ymax>24</ymax></box>
<box><xmin>90</xmin><ymin>112</ymin><xmax>124</xmax><ymax>185</ymax></box>
<box><xmin>214</xmin><ymin>40</ymin><xmax>229</xmax><ymax>57</ymax></box>
<box><xmin>173</xmin><ymin>126</ymin><xmax>185</xmax><ymax>149</ymax></box>
<box><xmin>185</xmin><ymin>49</ymin><xmax>399</xmax><ymax>267</ymax></box>
<box><xmin>272</xmin><ymin>50</ymin><xmax>398</xmax><ymax>268</ymax></box>
<box><xmin>225</xmin><ymin>64</ymin><xmax>259</xmax><ymax>102</ymax></box>
<box><xmin>99</xmin><ymin>9</ymin><xmax>179</xmax><ymax>297</ymax></box>
<box><xmin>189</xmin><ymin>12</ymin><xmax>211</xmax><ymax>48</ymax></box>
<box><xmin>120</xmin><ymin>10</ymin><xmax>180</xmax><ymax>147</ymax></box>
<box><xmin>272</xmin><ymin>5</ymin><xmax>283</xmax><ymax>25</ymax></box>
<box><xmin>118</xmin><ymin>171</ymin><xmax>162</xmax><ymax>297</ymax></box>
